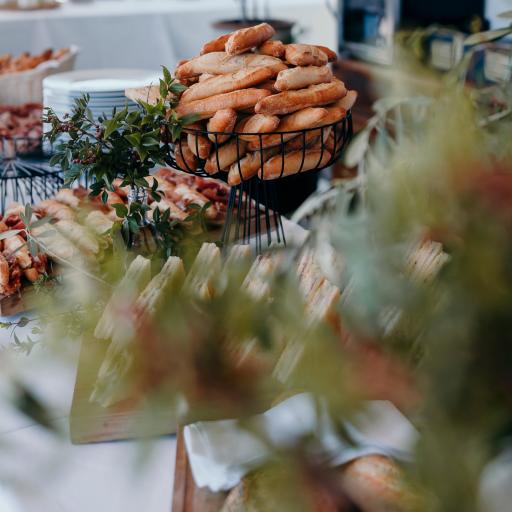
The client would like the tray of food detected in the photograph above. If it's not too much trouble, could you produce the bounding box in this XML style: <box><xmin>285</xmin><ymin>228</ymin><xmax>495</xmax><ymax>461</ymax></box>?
<box><xmin>0</xmin><ymin>168</ymin><xmax>231</xmax><ymax>317</ymax></box>
<box><xmin>0</xmin><ymin>47</ymin><xmax>77</xmax><ymax>105</ymax></box>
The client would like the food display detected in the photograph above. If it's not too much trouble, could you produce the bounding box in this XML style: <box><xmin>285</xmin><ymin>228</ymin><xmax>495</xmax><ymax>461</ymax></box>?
<box><xmin>169</xmin><ymin>23</ymin><xmax>356</xmax><ymax>184</ymax></box>
<box><xmin>0</xmin><ymin>168</ymin><xmax>229</xmax><ymax>298</ymax></box>
<box><xmin>91</xmin><ymin>240</ymin><xmax>341</xmax><ymax>408</ymax></box>
<box><xmin>122</xmin><ymin>23</ymin><xmax>357</xmax><ymax>185</ymax></box>
<box><xmin>0</xmin><ymin>48</ymin><xmax>70</xmax><ymax>76</ymax></box>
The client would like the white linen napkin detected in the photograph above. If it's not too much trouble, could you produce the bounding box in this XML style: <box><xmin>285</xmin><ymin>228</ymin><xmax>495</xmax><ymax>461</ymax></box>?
<box><xmin>184</xmin><ymin>394</ymin><xmax>417</xmax><ymax>492</ymax></box>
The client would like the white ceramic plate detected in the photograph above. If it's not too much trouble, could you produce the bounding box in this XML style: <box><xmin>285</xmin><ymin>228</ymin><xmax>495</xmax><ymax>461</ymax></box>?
<box><xmin>43</xmin><ymin>69</ymin><xmax>161</xmax><ymax>93</ymax></box>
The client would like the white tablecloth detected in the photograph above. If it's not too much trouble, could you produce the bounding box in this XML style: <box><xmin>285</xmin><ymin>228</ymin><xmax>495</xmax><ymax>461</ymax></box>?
<box><xmin>0</xmin><ymin>325</ymin><xmax>176</xmax><ymax>512</ymax></box>
<box><xmin>0</xmin><ymin>0</ymin><xmax>337</xmax><ymax>71</ymax></box>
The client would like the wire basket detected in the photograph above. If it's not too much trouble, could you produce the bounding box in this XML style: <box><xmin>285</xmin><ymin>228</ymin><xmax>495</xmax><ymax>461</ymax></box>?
<box><xmin>0</xmin><ymin>135</ymin><xmax>63</xmax><ymax>212</ymax></box>
<box><xmin>167</xmin><ymin>112</ymin><xmax>353</xmax><ymax>252</ymax></box>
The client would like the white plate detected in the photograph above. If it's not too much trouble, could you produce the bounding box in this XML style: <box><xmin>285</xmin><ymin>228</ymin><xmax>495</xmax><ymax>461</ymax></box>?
<box><xmin>43</xmin><ymin>69</ymin><xmax>161</xmax><ymax>93</ymax></box>
<box><xmin>44</xmin><ymin>97</ymin><xmax>137</xmax><ymax>109</ymax></box>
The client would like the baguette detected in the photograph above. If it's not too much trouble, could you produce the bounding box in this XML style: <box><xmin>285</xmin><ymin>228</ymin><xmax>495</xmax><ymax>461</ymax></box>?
<box><xmin>248</xmin><ymin>107</ymin><xmax>328</xmax><ymax>150</ymax></box>
<box><xmin>341</xmin><ymin>455</ymin><xmax>417</xmax><ymax>512</ymax></box>
<box><xmin>180</xmin><ymin>67</ymin><xmax>273</xmax><ymax>104</ymax></box>
<box><xmin>176</xmin><ymin>88</ymin><xmax>271</xmax><ymax>120</ymax></box>
<box><xmin>207</xmin><ymin>108</ymin><xmax>237</xmax><ymax>144</ymax></box>
<box><xmin>336</xmin><ymin>89</ymin><xmax>358</xmax><ymax>111</ymax></box>
<box><xmin>227</xmin><ymin>146</ymin><xmax>280</xmax><ymax>185</ymax></box>
<box><xmin>186</xmin><ymin>124</ymin><xmax>212</xmax><ymax>159</ymax></box>
<box><xmin>205</xmin><ymin>139</ymin><xmax>248</xmax><ymax>174</ymax></box>
<box><xmin>199</xmin><ymin>73</ymin><xmax>215</xmax><ymax>82</ymax></box>
<box><xmin>225</xmin><ymin>22</ymin><xmax>275</xmax><ymax>56</ymax></box>
<box><xmin>315</xmin><ymin>44</ymin><xmax>338</xmax><ymax>62</ymax></box>
<box><xmin>175</xmin><ymin>52</ymin><xmax>286</xmax><ymax>79</ymax></box>
<box><xmin>200</xmin><ymin>33</ymin><xmax>231</xmax><ymax>55</ymax></box>
<box><xmin>255</xmin><ymin>81</ymin><xmax>347</xmax><ymax>116</ymax></box>
<box><xmin>239</xmin><ymin>114</ymin><xmax>280</xmax><ymax>143</ymax></box>
<box><xmin>175</xmin><ymin>138</ymin><xmax>199</xmax><ymax>172</ymax></box>
<box><xmin>275</xmin><ymin>65</ymin><xmax>333</xmax><ymax>91</ymax></box>
<box><xmin>255</xmin><ymin>79</ymin><xmax>276</xmax><ymax>92</ymax></box>
<box><xmin>257</xmin><ymin>39</ymin><xmax>286</xmax><ymax>58</ymax></box>
<box><xmin>259</xmin><ymin>148</ymin><xmax>332</xmax><ymax>180</ymax></box>
<box><xmin>285</xmin><ymin>44</ymin><xmax>328</xmax><ymax>66</ymax></box>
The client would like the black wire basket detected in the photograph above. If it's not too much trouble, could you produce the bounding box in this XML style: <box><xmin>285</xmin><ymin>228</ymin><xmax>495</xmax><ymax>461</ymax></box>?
<box><xmin>0</xmin><ymin>135</ymin><xmax>63</xmax><ymax>213</ymax></box>
<box><xmin>166</xmin><ymin>112</ymin><xmax>353</xmax><ymax>252</ymax></box>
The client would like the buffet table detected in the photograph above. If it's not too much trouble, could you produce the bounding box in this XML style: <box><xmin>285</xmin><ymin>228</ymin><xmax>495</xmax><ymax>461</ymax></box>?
<box><xmin>0</xmin><ymin>0</ymin><xmax>336</xmax><ymax>70</ymax></box>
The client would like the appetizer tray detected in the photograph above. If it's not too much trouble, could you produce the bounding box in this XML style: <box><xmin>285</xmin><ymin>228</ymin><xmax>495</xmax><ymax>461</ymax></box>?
<box><xmin>70</xmin><ymin>217</ymin><xmax>308</xmax><ymax>445</ymax></box>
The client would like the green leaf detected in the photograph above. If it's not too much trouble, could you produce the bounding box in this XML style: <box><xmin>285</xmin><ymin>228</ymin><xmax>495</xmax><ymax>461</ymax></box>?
<box><xmin>162</xmin><ymin>65</ymin><xmax>172</xmax><ymax>84</ymax></box>
<box><xmin>101</xmin><ymin>191</ymin><xmax>108</xmax><ymax>204</ymax></box>
<box><xmin>142</xmin><ymin>136</ymin><xmax>160</xmax><ymax>147</ymax></box>
<box><xmin>170</xmin><ymin>82</ymin><xmax>187</xmax><ymax>95</ymax></box>
<box><xmin>112</xmin><ymin>203</ymin><xmax>128</xmax><ymax>218</ymax></box>
<box><xmin>160</xmin><ymin>79</ymin><xmax>168</xmax><ymax>101</ymax></box>
<box><xmin>124</xmin><ymin>133</ymin><xmax>141</xmax><ymax>147</ymax></box>
<box><xmin>103</xmin><ymin>118</ymin><xmax>119</xmax><ymax>139</ymax></box>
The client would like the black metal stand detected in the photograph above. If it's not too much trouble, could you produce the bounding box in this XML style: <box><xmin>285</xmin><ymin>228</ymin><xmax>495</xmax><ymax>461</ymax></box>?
<box><xmin>0</xmin><ymin>136</ymin><xmax>63</xmax><ymax>212</ymax></box>
<box><xmin>167</xmin><ymin>112</ymin><xmax>353</xmax><ymax>254</ymax></box>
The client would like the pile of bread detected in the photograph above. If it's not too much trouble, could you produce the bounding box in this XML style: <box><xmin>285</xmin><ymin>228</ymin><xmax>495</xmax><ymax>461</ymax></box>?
<box><xmin>171</xmin><ymin>23</ymin><xmax>357</xmax><ymax>186</ymax></box>
<box><xmin>0</xmin><ymin>168</ymin><xmax>229</xmax><ymax>296</ymax></box>
<box><xmin>91</xmin><ymin>241</ymin><xmax>341</xmax><ymax>407</ymax></box>
<box><xmin>0</xmin><ymin>48</ymin><xmax>70</xmax><ymax>76</ymax></box>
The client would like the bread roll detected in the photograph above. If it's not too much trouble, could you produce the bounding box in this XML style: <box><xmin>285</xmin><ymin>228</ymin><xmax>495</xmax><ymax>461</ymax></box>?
<box><xmin>225</xmin><ymin>22</ymin><xmax>275</xmax><ymax>56</ymax></box>
<box><xmin>175</xmin><ymin>52</ymin><xmax>286</xmax><ymax>79</ymax></box>
<box><xmin>227</xmin><ymin>147</ymin><xmax>280</xmax><ymax>185</ymax></box>
<box><xmin>255</xmin><ymin>81</ymin><xmax>347</xmax><ymax>116</ymax></box>
<box><xmin>336</xmin><ymin>89</ymin><xmax>358</xmax><ymax>111</ymax></box>
<box><xmin>200</xmin><ymin>33</ymin><xmax>231</xmax><ymax>55</ymax></box>
<box><xmin>341</xmin><ymin>455</ymin><xmax>416</xmax><ymax>512</ymax></box>
<box><xmin>275</xmin><ymin>65</ymin><xmax>333</xmax><ymax>91</ymax></box>
<box><xmin>181</xmin><ymin>67</ymin><xmax>273</xmax><ymax>104</ymax></box>
<box><xmin>175</xmin><ymin>138</ymin><xmax>198</xmax><ymax>172</ymax></box>
<box><xmin>285</xmin><ymin>44</ymin><xmax>328</xmax><ymax>66</ymax></box>
<box><xmin>207</xmin><ymin>108</ymin><xmax>237</xmax><ymax>144</ymax></box>
<box><xmin>259</xmin><ymin>148</ymin><xmax>332</xmax><ymax>180</ymax></box>
<box><xmin>186</xmin><ymin>124</ymin><xmax>212</xmax><ymax>159</ymax></box>
<box><xmin>248</xmin><ymin>107</ymin><xmax>328</xmax><ymax>150</ymax></box>
<box><xmin>258</xmin><ymin>39</ymin><xmax>286</xmax><ymax>58</ymax></box>
<box><xmin>204</xmin><ymin>139</ymin><xmax>248</xmax><ymax>174</ymax></box>
<box><xmin>239</xmin><ymin>114</ymin><xmax>280</xmax><ymax>143</ymax></box>
<box><xmin>256</xmin><ymin>80</ymin><xmax>276</xmax><ymax>92</ymax></box>
<box><xmin>315</xmin><ymin>44</ymin><xmax>338</xmax><ymax>62</ymax></box>
<box><xmin>199</xmin><ymin>73</ymin><xmax>216</xmax><ymax>82</ymax></box>
<box><xmin>176</xmin><ymin>88</ymin><xmax>271</xmax><ymax>120</ymax></box>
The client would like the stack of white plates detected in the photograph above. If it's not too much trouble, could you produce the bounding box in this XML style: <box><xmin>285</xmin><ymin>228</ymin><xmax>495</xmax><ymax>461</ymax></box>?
<box><xmin>43</xmin><ymin>69</ymin><xmax>162</xmax><ymax>122</ymax></box>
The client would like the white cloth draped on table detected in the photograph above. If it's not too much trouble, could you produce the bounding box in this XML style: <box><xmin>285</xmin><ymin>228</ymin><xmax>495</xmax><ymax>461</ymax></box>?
<box><xmin>0</xmin><ymin>0</ymin><xmax>336</xmax><ymax>71</ymax></box>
